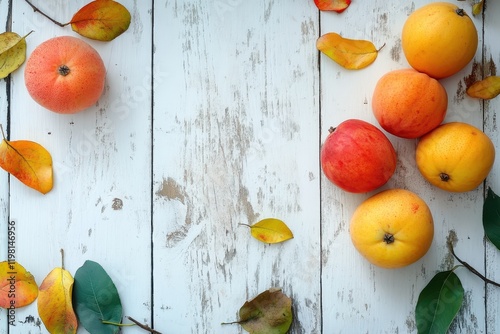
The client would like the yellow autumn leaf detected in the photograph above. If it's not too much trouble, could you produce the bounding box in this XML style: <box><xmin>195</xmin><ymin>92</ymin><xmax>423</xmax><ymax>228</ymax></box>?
<box><xmin>0</xmin><ymin>129</ymin><xmax>53</xmax><ymax>194</ymax></box>
<box><xmin>0</xmin><ymin>261</ymin><xmax>38</xmax><ymax>309</ymax></box>
<box><xmin>466</xmin><ymin>76</ymin><xmax>500</xmax><ymax>100</ymax></box>
<box><xmin>317</xmin><ymin>32</ymin><xmax>383</xmax><ymax>70</ymax></box>
<box><xmin>243</xmin><ymin>218</ymin><xmax>294</xmax><ymax>244</ymax></box>
<box><xmin>472</xmin><ymin>0</ymin><xmax>484</xmax><ymax>16</ymax></box>
<box><xmin>0</xmin><ymin>31</ymin><xmax>32</xmax><ymax>79</ymax></box>
<box><xmin>38</xmin><ymin>267</ymin><xmax>78</xmax><ymax>334</ymax></box>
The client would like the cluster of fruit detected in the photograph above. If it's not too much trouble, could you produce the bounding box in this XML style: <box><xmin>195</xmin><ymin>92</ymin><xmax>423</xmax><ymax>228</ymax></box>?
<box><xmin>321</xmin><ymin>2</ymin><xmax>496</xmax><ymax>269</ymax></box>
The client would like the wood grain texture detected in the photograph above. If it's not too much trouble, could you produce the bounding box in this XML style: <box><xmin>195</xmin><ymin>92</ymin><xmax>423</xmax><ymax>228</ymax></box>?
<box><xmin>152</xmin><ymin>1</ymin><xmax>320</xmax><ymax>333</ymax></box>
<box><xmin>0</xmin><ymin>0</ymin><xmax>11</xmax><ymax>333</ymax></box>
<box><xmin>0</xmin><ymin>0</ymin><xmax>498</xmax><ymax>333</ymax></box>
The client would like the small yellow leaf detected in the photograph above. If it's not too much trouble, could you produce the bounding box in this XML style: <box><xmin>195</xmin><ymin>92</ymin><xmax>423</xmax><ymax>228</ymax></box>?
<box><xmin>0</xmin><ymin>31</ymin><xmax>32</xmax><ymax>79</ymax></box>
<box><xmin>38</xmin><ymin>268</ymin><xmax>78</xmax><ymax>334</ymax></box>
<box><xmin>317</xmin><ymin>32</ymin><xmax>382</xmax><ymax>70</ymax></box>
<box><xmin>70</xmin><ymin>0</ymin><xmax>132</xmax><ymax>41</ymax></box>
<box><xmin>472</xmin><ymin>1</ymin><xmax>484</xmax><ymax>16</ymax></box>
<box><xmin>466</xmin><ymin>76</ymin><xmax>500</xmax><ymax>100</ymax></box>
<box><xmin>246</xmin><ymin>218</ymin><xmax>294</xmax><ymax>244</ymax></box>
<box><xmin>0</xmin><ymin>137</ymin><xmax>53</xmax><ymax>194</ymax></box>
<box><xmin>0</xmin><ymin>261</ymin><xmax>38</xmax><ymax>309</ymax></box>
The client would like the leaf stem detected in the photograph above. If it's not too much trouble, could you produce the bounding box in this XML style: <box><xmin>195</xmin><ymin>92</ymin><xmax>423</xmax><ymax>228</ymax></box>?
<box><xmin>24</xmin><ymin>0</ymin><xmax>68</xmax><ymax>27</ymax></box>
<box><xmin>60</xmin><ymin>248</ymin><xmax>65</xmax><ymax>270</ymax></box>
<box><xmin>100</xmin><ymin>320</ymin><xmax>135</xmax><ymax>327</ymax></box>
<box><xmin>448</xmin><ymin>239</ymin><xmax>500</xmax><ymax>287</ymax></box>
<box><xmin>126</xmin><ymin>316</ymin><xmax>162</xmax><ymax>334</ymax></box>
<box><xmin>0</xmin><ymin>124</ymin><xmax>6</xmax><ymax>141</ymax></box>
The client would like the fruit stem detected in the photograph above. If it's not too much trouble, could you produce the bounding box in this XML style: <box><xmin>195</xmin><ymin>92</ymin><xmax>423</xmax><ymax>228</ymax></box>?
<box><xmin>439</xmin><ymin>173</ymin><xmax>450</xmax><ymax>182</ymax></box>
<box><xmin>383</xmin><ymin>233</ymin><xmax>395</xmax><ymax>244</ymax></box>
<box><xmin>448</xmin><ymin>239</ymin><xmax>500</xmax><ymax>287</ymax></box>
<box><xmin>328</xmin><ymin>127</ymin><xmax>336</xmax><ymax>134</ymax></box>
<box><xmin>456</xmin><ymin>8</ymin><xmax>465</xmax><ymax>17</ymax></box>
<box><xmin>58</xmin><ymin>65</ymin><xmax>71</xmax><ymax>76</ymax></box>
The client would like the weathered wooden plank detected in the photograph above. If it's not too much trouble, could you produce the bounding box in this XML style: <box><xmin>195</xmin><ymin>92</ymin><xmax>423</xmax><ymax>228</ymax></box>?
<box><xmin>320</xmin><ymin>1</ymin><xmax>487</xmax><ymax>332</ymax></box>
<box><xmin>0</xmin><ymin>0</ymin><xmax>11</xmax><ymax>332</ymax></box>
<box><xmin>152</xmin><ymin>0</ymin><xmax>320</xmax><ymax>332</ymax></box>
<box><xmin>6</xmin><ymin>1</ymin><xmax>153</xmax><ymax>333</ymax></box>
<box><xmin>484</xmin><ymin>0</ymin><xmax>500</xmax><ymax>332</ymax></box>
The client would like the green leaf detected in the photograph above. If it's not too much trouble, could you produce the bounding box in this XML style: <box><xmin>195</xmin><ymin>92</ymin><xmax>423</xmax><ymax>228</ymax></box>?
<box><xmin>483</xmin><ymin>187</ymin><xmax>500</xmax><ymax>249</ymax></box>
<box><xmin>415</xmin><ymin>270</ymin><xmax>464</xmax><ymax>334</ymax></box>
<box><xmin>73</xmin><ymin>260</ymin><xmax>122</xmax><ymax>334</ymax></box>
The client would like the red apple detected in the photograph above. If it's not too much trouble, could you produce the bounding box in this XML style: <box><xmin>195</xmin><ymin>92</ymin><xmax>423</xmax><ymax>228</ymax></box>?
<box><xmin>314</xmin><ymin>0</ymin><xmax>351</xmax><ymax>13</ymax></box>
<box><xmin>321</xmin><ymin>119</ymin><xmax>397</xmax><ymax>193</ymax></box>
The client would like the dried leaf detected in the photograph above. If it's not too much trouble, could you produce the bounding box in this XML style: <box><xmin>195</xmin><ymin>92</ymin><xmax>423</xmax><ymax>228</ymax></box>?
<box><xmin>317</xmin><ymin>32</ymin><xmax>382</xmax><ymax>70</ymax></box>
<box><xmin>0</xmin><ymin>31</ymin><xmax>32</xmax><ymax>79</ymax></box>
<box><xmin>314</xmin><ymin>0</ymin><xmax>351</xmax><ymax>13</ymax></box>
<box><xmin>239</xmin><ymin>288</ymin><xmax>293</xmax><ymax>334</ymax></box>
<box><xmin>38</xmin><ymin>268</ymin><xmax>78</xmax><ymax>334</ymax></box>
<box><xmin>0</xmin><ymin>261</ymin><xmax>38</xmax><ymax>308</ymax></box>
<box><xmin>0</xmin><ymin>136</ymin><xmax>53</xmax><ymax>194</ymax></box>
<box><xmin>466</xmin><ymin>76</ymin><xmax>500</xmax><ymax>100</ymax></box>
<box><xmin>415</xmin><ymin>270</ymin><xmax>464</xmax><ymax>334</ymax></box>
<box><xmin>472</xmin><ymin>0</ymin><xmax>484</xmax><ymax>16</ymax></box>
<box><xmin>245</xmin><ymin>218</ymin><xmax>294</xmax><ymax>244</ymax></box>
<box><xmin>483</xmin><ymin>187</ymin><xmax>500</xmax><ymax>250</ymax></box>
<box><xmin>70</xmin><ymin>0</ymin><xmax>131</xmax><ymax>41</ymax></box>
<box><xmin>73</xmin><ymin>260</ymin><xmax>122</xmax><ymax>334</ymax></box>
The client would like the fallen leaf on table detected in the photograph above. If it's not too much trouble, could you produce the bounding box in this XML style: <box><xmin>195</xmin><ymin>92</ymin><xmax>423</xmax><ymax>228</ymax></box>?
<box><xmin>223</xmin><ymin>288</ymin><xmax>293</xmax><ymax>334</ymax></box>
<box><xmin>466</xmin><ymin>76</ymin><xmax>500</xmax><ymax>100</ymax></box>
<box><xmin>317</xmin><ymin>32</ymin><xmax>382</xmax><ymax>70</ymax></box>
<box><xmin>38</xmin><ymin>268</ymin><xmax>78</xmax><ymax>334</ymax></box>
<box><xmin>241</xmin><ymin>218</ymin><xmax>294</xmax><ymax>244</ymax></box>
<box><xmin>70</xmin><ymin>0</ymin><xmax>131</xmax><ymax>41</ymax></box>
<box><xmin>0</xmin><ymin>132</ymin><xmax>53</xmax><ymax>194</ymax></box>
<box><xmin>0</xmin><ymin>261</ymin><xmax>38</xmax><ymax>308</ymax></box>
<box><xmin>472</xmin><ymin>0</ymin><xmax>484</xmax><ymax>16</ymax></box>
<box><xmin>73</xmin><ymin>260</ymin><xmax>122</xmax><ymax>334</ymax></box>
<box><xmin>415</xmin><ymin>270</ymin><xmax>463</xmax><ymax>334</ymax></box>
<box><xmin>0</xmin><ymin>31</ymin><xmax>32</xmax><ymax>79</ymax></box>
<box><xmin>314</xmin><ymin>0</ymin><xmax>351</xmax><ymax>13</ymax></box>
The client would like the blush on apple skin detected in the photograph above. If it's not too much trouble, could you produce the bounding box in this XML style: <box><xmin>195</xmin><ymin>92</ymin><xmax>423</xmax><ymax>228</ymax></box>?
<box><xmin>321</xmin><ymin>119</ymin><xmax>397</xmax><ymax>193</ymax></box>
<box><xmin>314</xmin><ymin>0</ymin><xmax>351</xmax><ymax>13</ymax></box>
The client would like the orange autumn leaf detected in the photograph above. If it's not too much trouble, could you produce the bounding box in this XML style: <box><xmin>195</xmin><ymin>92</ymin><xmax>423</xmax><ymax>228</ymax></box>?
<box><xmin>0</xmin><ymin>135</ymin><xmax>53</xmax><ymax>194</ymax></box>
<box><xmin>466</xmin><ymin>76</ymin><xmax>500</xmax><ymax>100</ymax></box>
<box><xmin>317</xmin><ymin>32</ymin><xmax>382</xmax><ymax>70</ymax></box>
<box><xmin>70</xmin><ymin>0</ymin><xmax>131</xmax><ymax>41</ymax></box>
<box><xmin>314</xmin><ymin>0</ymin><xmax>351</xmax><ymax>13</ymax></box>
<box><xmin>38</xmin><ymin>267</ymin><xmax>78</xmax><ymax>334</ymax></box>
<box><xmin>0</xmin><ymin>261</ymin><xmax>38</xmax><ymax>309</ymax></box>
<box><xmin>243</xmin><ymin>218</ymin><xmax>294</xmax><ymax>244</ymax></box>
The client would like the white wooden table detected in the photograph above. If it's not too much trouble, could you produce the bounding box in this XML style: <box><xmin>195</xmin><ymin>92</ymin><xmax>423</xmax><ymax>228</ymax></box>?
<box><xmin>1</xmin><ymin>0</ymin><xmax>499</xmax><ymax>333</ymax></box>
